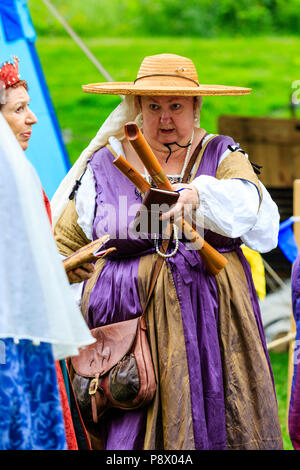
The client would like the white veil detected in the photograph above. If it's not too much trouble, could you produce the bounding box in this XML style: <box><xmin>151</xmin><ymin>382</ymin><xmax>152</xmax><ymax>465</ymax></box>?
<box><xmin>0</xmin><ymin>114</ymin><xmax>95</xmax><ymax>359</ymax></box>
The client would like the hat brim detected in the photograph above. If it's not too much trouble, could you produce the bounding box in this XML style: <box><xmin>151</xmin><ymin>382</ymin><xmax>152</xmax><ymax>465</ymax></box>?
<box><xmin>82</xmin><ymin>82</ymin><xmax>251</xmax><ymax>96</ymax></box>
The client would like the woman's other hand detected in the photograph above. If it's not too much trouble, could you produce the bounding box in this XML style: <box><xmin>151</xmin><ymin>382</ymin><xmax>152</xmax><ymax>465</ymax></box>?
<box><xmin>65</xmin><ymin>262</ymin><xmax>95</xmax><ymax>284</ymax></box>
<box><xmin>161</xmin><ymin>183</ymin><xmax>200</xmax><ymax>222</ymax></box>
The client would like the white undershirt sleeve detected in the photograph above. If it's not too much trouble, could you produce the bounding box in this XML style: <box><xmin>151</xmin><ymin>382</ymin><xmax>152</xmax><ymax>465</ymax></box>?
<box><xmin>240</xmin><ymin>182</ymin><xmax>280</xmax><ymax>253</ymax></box>
<box><xmin>191</xmin><ymin>176</ymin><xmax>259</xmax><ymax>238</ymax></box>
<box><xmin>76</xmin><ymin>165</ymin><xmax>97</xmax><ymax>240</ymax></box>
<box><xmin>191</xmin><ymin>175</ymin><xmax>279</xmax><ymax>253</ymax></box>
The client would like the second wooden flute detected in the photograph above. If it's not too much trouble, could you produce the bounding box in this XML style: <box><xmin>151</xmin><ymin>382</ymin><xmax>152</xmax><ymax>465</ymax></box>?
<box><xmin>113</xmin><ymin>155</ymin><xmax>151</xmax><ymax>194</ymax></box>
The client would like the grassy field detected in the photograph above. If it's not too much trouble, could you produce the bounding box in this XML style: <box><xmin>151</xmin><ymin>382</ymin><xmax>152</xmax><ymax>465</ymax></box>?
<box><xmin>31</xmin><ymin>35</ymin><xmax>298</xmax><ymax>449</ymax></box>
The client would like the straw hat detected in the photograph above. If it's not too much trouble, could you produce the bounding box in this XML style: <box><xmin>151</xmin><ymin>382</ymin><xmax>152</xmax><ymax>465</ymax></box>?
<box><xmin>82</xmin><ymin>53</ymin><xmax>251</xmax><ymax>96</ymax></box>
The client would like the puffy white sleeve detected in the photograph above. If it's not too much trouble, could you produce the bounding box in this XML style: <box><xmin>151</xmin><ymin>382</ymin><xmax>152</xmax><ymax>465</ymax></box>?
<box><xmin>192</xmin><ymin>162</ymin><xmax>279</xmax><ymax>253</ymax></box>
<box><xmin>240</xmin><ymin>182</ymin><xmax>280</xmax><ymax>253</ymax></box>
<box><xmin>76</xmin><ymin>164</ymin><xmax>97</xmax><ymax>240</ymax></box>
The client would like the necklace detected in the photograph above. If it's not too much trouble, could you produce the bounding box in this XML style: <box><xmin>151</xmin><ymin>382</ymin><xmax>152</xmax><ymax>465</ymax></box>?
<box><xmin>154</xmin><ymin>225</ymin><xmax>179</xmax><ymax>258</ymax></box>
<box><xmin>143</xmin><ymin>129</ymin><xmax>195</xmax><ymax>184</ymax></box>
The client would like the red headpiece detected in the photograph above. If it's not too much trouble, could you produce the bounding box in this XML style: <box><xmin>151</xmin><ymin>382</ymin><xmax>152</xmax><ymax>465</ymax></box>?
<box><xmin>0</xmin><ymin>57</ymin><xmax>21</xmax><ymax>89</ymax></box>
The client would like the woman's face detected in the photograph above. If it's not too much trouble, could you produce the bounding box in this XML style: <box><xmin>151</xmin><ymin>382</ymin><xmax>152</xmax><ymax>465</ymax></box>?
<box><xmin>140</xmin><ymin>95</ymin><xmax>195</xmax><ymax>149</ymax></box>
<box><xmin>1</xmin><ymin>86</ymin><xmax>37</xmax><ymax>151</ymax></box>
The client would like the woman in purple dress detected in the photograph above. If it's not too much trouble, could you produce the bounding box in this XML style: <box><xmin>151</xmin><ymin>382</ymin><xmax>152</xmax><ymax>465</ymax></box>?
<box><xmin>52</xmin><ymin>53</ymin><xmax>283</xmax><ymax>450</ymax></box>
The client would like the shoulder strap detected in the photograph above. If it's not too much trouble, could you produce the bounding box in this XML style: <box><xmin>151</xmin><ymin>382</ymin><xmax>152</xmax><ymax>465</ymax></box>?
<box><xmin>189</xmin><ymin>134</ymin><xmax>218</xmax><ymax>183</ymax></box>
<box><xmin>182</xmin><ymin>131</ymin><xmax>207</xmax><ymax>183</ymax></box>
<box><xmin>140</xmin><ymin>238</ymin><xmax>169</xmax><ymax>330</ymax></box>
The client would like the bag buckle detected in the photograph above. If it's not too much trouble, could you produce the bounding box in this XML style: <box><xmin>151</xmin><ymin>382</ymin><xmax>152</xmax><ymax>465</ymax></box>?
<box><xmin>89</xmin><ymin>377</ymin><xmax>98</xmax><ymax>395</ymax></box>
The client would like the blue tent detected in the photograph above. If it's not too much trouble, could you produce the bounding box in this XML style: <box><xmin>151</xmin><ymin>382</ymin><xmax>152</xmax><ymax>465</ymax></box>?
<box><xmin>0</xmin><ymin>0</ymin><xmax>70</xmax><ymax>199</ymax></box>
<box><xmin>278</xmin><ymin>217</ymin><xmax>300</xmax><ymax>264</ymax></box>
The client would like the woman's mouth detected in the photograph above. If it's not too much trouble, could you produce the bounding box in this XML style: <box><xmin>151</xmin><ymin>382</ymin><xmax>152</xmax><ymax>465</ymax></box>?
<box><xmin>160</xmin><ymin>128</ymin><xmax>175</xmax><ymax>134</ymax></box>
<box><xmin>22</xmin><ymin>131</ymin><xmax>32</xmax><ymax>139</ymax></box>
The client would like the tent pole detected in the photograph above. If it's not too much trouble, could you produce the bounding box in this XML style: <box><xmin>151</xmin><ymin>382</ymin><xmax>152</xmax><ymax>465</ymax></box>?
<box><xmin>262</xmin><ymin>257</ymin><xmax>290</xmax><ymax>290</ymax></box>
<box><xmin>267</xmin><ymin>332</ymin><xmax>296</xmax><ymax>351</ymax></box>
<box><xmin>41</xmin><ymin>0</ymin><xmax>114</xmax><ymax>82</ymax></box>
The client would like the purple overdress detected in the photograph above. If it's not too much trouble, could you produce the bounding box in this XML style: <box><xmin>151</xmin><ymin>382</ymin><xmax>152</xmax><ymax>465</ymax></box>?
<box><xmin>289</xmin><ymin>254</ymin><xmax>300</xmax><ymax>449</ymax></box>
<box><xmin>79</xmin><ymin>135</ymin><xmax>282</xmax><ymax>450</ymax></box>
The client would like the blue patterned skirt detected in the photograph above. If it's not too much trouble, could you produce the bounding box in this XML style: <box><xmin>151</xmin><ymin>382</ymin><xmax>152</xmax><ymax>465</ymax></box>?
<box><xmin>0</xmin><ymin>338</ymin><xmax>67</xmax><ymax>450</ymax></box>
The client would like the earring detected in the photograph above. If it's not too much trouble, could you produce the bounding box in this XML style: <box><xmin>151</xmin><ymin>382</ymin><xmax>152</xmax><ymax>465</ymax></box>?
<box><xmin>136</xmin><ymin>113</ymin><xmax>143</xmax><ymax>129</ymax></box>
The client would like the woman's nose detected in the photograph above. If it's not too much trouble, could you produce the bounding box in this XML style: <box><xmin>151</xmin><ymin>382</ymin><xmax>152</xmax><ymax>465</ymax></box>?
<box><xmin>26</xmin><ymin>109</ymin><xmax>38</xmax><ymax>125</ymax></box>
<box><xmin>160</xmin><ymin>112</ymin><xmax>172</xmax><ymax>124</ymax></box>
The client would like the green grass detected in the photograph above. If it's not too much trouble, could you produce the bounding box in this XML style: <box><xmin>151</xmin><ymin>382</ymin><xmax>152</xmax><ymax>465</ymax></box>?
<box><xmin>31</xmin><ymin>35</ymin><xmax>297</xmax><ymax>449</ymax></box>
<box><xmin>32</xmin><ymin>36</ymin><xmax>300</xmax><ymax>165</ymax></box>
<box><xmin>269</xmin><ymin>351</ymin><xmax>293</xmax><ymax>450</ymax></box>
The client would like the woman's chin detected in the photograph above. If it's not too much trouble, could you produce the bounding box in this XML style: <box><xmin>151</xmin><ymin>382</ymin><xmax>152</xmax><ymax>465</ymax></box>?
<box><xmin>158</xmin><ymin>132</ymin><xmax>178</xmax><ymax>145</ymax></box>
<box><xmin>20</xmin><ymin>141</ymin><xmax>29</xmax><ymax>151</ymax></box>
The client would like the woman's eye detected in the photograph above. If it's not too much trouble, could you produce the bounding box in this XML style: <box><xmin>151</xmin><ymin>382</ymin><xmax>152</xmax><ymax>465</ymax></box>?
<box><xmin>149</xmin><ymin>104</ymin><xmax>159</xmax><ymax>111</ymax></box>
<box><xmin>16</xmin><ymin>106</ymin><xmax>24</xmax><ymax>113</ymax></box>
<box><xmin>171</xmin><ymin>103</ymin><xmax>181</xmax><ymax>110</ymax></box>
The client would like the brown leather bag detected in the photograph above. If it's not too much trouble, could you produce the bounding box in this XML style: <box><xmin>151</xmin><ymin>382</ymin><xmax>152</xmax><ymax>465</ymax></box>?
<box><xmin>70</xmin><ymin>241</ymin><xmax>168</xmax><ymax>424</ymax></box>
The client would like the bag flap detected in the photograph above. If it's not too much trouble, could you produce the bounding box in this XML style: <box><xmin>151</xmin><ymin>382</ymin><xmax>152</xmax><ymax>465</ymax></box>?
<box><xmin>71</xmin><ymin>318</ymin><xmax>139</xmax><ymax>377</ymax></box>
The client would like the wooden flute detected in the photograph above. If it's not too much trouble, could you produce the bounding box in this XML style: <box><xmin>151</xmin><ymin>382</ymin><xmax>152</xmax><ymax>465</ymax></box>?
<box><xmin>112</xmin><ymin>154</ymin><xmax>151</xmax><ymax>194</ymax></box>
<box><xmin>113</xmin><ymin>125</ymin><xmax>227</xmax><ymax>276</ymax></box>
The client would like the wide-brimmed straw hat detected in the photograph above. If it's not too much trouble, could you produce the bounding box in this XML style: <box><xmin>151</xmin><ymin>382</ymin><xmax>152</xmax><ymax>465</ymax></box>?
<box><xmin>82</xmin><ymin>53</ymin><xmax>251</xmax><ymax>96</ymax></box>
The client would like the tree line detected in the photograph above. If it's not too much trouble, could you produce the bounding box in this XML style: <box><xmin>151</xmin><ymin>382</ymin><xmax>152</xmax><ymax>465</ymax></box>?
<box><xmin>29</xmin><ymin>0</ymin><xmax>300</xmax><ymax>37</ymax></box>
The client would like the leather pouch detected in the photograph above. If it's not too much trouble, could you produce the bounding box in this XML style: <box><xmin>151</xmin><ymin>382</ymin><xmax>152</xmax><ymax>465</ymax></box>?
<box><xmin>69</xmin><ymin>239</ymin><xmax>170</xmax><ymax>424</ymax></box>
<box><xmin>71</xmin><ymin>316</ymin><xmax>156</xmax><ymax>423</ymax></box>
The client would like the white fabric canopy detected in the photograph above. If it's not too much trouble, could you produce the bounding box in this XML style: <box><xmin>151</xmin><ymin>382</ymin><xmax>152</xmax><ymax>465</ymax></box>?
<box><xmin>0</xmin><ymin>114</ymin><xmax>95</xmax><ymax>359</ymax></box>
